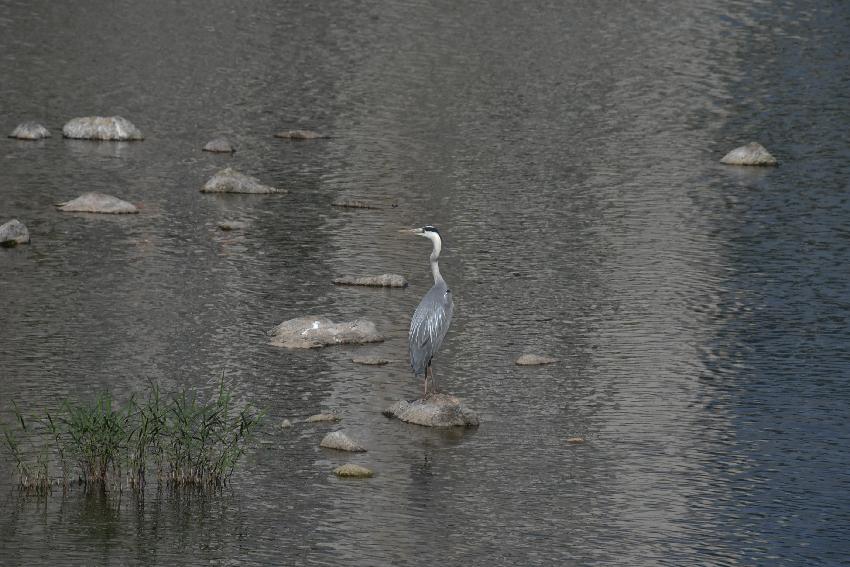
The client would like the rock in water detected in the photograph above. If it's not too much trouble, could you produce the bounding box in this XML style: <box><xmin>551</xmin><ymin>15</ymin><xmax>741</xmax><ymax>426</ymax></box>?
<box><xmin>274</xmin><ymin>129</ymin><xmax>328</xmax><ymax>140</ymax></box>
<box><xmin>331</xmin><ymin>198</ymin><xmax>383</xmax><ymax>210</ymax></box>
<box><xmin>305</xmin><ymin>412</ymin><xmax>341</xmax><ymax>423</ymax></box>
<box><xmin>0</xmin><ymin>219</ymin><xmax>30</xmax><ymax>246</ymax></box>
<box><xmin>515</xmin><ymin>354</ymin><xmax>558</xmax><ymax>365</ymax></box>
<box><xmin>352</xmin><ymin>356</ymin><xmax>390</xmax><ymax>366</ymax></box>
<box><xmin>333</xmin><ymin>274</ymin><xmax>408</xmax><ymax>288</ymax></box>
<box><xmin>201</xmin><ymin>168</ymin><xmax>284</xmax><ymax>194</ymax></box>
<box><xmin>320</xmin><ymin>431</ymin><xmax>367</xmax><ymax>452</ymax></box>
<box><xmin>334</xmin><ymin>464</ymin><xmax>374</xmax><ymax>478</ymax></box>
<box><xmin>218</xmin><ymin>220</ymin><xmax>248</xmax><ymax>231</ymax></box>
<box><xmin>9</xmin><ymin>122</ymin><xmax>50</xmax><ymax>140</ymax></box>
<box><xmin>269</xmin><ymin>316</ymin><xmax>383</xmax><ymax>348</ymax></box>
<box><xmin>720</xmin><ymin>142</ymin><xmax>778</xmax><ymax>166</ymax></box>
<box><xmin>383</xmin><ymin>393</ymin><xmax>480</xmax><ymax>427</ymax></box>
<box><xmin>203</xmin><ymin>138</ymin><xmax>236</xmax><ymax>153</ymax></box>
<box><xmin>62</xmin><ymin>116</ymin><xmax>144</xmax><ymax>141</ymax></box>
<box><xmin>56</xmin><ymin>192</ymin><xmax>139</xmax><ymax>214</ymax></box>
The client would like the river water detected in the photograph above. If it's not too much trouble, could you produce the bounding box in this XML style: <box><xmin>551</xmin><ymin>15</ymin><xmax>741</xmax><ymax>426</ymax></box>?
<box><xmin>1</xmin><ymin>1</ymin><xmax>849</xmax><ymax>565</ymax></box>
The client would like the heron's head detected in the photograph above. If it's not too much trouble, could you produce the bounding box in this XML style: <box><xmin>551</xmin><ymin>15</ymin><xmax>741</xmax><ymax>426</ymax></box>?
<box><xmin>401</xmin><ymin>225</ymin><xmax>442</xmax><ymax>242</ymax></box>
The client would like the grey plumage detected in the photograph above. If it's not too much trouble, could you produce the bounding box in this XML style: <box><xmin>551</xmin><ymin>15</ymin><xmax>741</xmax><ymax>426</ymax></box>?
<box><xmin>406</xmin><ymin>225</ymin><xmax>453</xmax><ymax>395</ymax></box>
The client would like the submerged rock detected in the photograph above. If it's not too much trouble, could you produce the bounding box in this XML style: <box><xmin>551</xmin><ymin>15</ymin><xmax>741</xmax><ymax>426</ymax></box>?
<box><xmin>201</xmin><ymin>167</ymin><xmax>284</xmax><ymax>194</ymax></box>
<box><xmin>333</xmin><ymin>274</ymin><xmax>408</xmax><ymax>288</ymax></box>
<box><xmin>383</xmin><ymin>393</ymin><xmax>480</xmax><ymax>427</ymax></box>
<box><xmin>9</xmin><ymin>122</ymin><xmax>50</xmax><ymax>140</ymax></box>
<box><xmin>305</xmin><ymin>412</ymin><xmax>341</xmax><ymax>423</ymax></box>
<box><xmin>218</xmin><ymin>220</ymin><xmax>248</xmax><ymax>231</ymax></box>
<box><xmin>274</xmin><ymin>129</ymin><xmax>328</xmax><ymax>140</ymax></box>
<box><xmin>515</xmin><ymin>354</ymin><xmax>558</xmax><ymax>366</ymax></box>
<box><xmin>333</xmin><ymin>464</ymin><xmax>374</xmax><ymax>478</ymax></box>
<box><xmin>352</xmin><ymin>356</ymin><xmax>390</xmax><ymax>366</ymax></box>
<box><xmin>56</xmin><ymin>192</ymin><xmax>138</xmax><ymax>214</ymax></box>
<box><xmin>566</xmin><ymin>437</ymin><xmax>586</xmax><ymax>444</ymax></box>
<box><xmin>0</xmin><ymin>219</ymin><xmax>30</xmax><ymax>246</ymax></box>
<box><xmin>331</xmin><ymin>198</ymin><xmax>383</xmax><ymax>210</ymax></box>
<box><xmin>720</xmin><ymin>142</ymin><xmax>778</xmax><ymax>166</ymax></box>
<box><xmin>269</xmin><ymin>316</ymin><xmax>384</xmax><ymax>349</ymax></box>
<box><xmin>320</xmin><ymin>431</ymin><xmax>367</xmax><ymax>452</ymax></box>
<box><xmin>62</xmin><ymin>116</ymin><xmax>143</xmax><ymax>141</ymax></box>
<box><xmin>203</xmin><ymin>138</ymin><xmax>236</xmax><ymax>153</ymax></box>
<box><xmin>280</xmin><ymin>419</ymin><xmax>293</xmax><ymax>428</ymax></box>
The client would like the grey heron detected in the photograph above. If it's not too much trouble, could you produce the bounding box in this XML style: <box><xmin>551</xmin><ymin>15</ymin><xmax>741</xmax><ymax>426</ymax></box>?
<box><xmin>402</xmin><ymin>225</ymin><xmax>454</xmax><ymax>397</ymax></box>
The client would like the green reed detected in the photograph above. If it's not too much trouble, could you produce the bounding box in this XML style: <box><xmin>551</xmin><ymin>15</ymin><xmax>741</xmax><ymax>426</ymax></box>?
<box><xmin>0</xmin><ymin>381</ymin><xmax>264</xmax><ymax>493</ymax></box>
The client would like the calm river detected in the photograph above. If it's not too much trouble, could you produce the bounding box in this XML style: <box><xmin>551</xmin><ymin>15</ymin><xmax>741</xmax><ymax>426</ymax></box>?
<box><xmin>1</xmin><ymin>1</ymin><xmax>849</xmax><ymax>565</ymax></box>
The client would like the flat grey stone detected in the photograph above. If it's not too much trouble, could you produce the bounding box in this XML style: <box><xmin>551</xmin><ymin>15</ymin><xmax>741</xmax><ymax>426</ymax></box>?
<box><xmin>320</xmin><ymin>431</ymin><xmax>366</xmax><ymax>452</ymax></box>
<box><xmin>201</xmin><ymin>168</ymin><xmax>284</xmax><ymax>194</ymax></box>
<box><xmin>203</xmin><ymin>138</ymin><xmax>236</xmax><ymax>153</ymax></box>
<box><xmin>333</xmin><ymin>274</ymin><xmax>408</xmax><ymax>288</ymax></box>
<box><xmin>56</xmin><ymin>192</ymin><xmax>138</xmax><ymax>214</ymax></box>
<box><xmin>331</xmin><ymin>198</ymin><xmax>383</xmax><ymax>210</ymax></box>
<box><xmin>9</xmin><ymin>122</ymin><xmax>50</xmax><ymax>140</ymax></box>
<box><xmin>333</xmin><ymin>464</ymin><xmax>373</xmax><ymax>478</ymax></box>
<box><xmin>352</xmin><ymin>356</ymin><xmax>390</xmax><ymax>366</ymax></box>
<box><xmin>269</xmin><ymin>316</ymin><xmax>383</xmax><ymax>349</ymax></box>
<box><xmin>0</xmin><ymin>219</ymin><xmax>30</xmax><ymax>246</ymax></box>
<box><xmin>218</xmin><ymin>220</ymin><xmax>248</xmax><ymax>231</ymax></box>
<box><xmin>305</xmin><ymin>412</ymin><xmax>341</xmax><ymax>423</ymax></box>
<box><xmin>62</xmin><ymin>116</ymin><xmax>143</xmax><ymax>141</ymax></box>
<box><xmin>515</xmin><ymin>354</ymin><xmax>558</xmax><ymax>365</ymax></box>
<box><xmin>383</xmin><ymin>393</ymin><xmax>479</xmax><ymax>427</ymax></box>
<box><xmin>720</xmin><ymin>142</ymin><xmax>778</xmax><ymax>166</ymax></box>
<box><xmin>274</xmin><ymin>129</ymin><xmax>328</xmax><ymax>140</ymax></box>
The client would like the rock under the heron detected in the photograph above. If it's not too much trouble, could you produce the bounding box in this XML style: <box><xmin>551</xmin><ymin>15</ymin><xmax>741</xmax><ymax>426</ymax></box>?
<box><xmin>203</xmin><ymin>138</ymin><xmax>236</xmax><ymax>153</ymax></box>
<box><xmin>320</xmin><ymin>431</ymin><xmax>367</xmax><ymax>452</ymax></box>
<box><xmin>274</xmin><ymin>129</ymin><xmax>328</xmax><ymax>140</ymax></box>
<box><xmin>333</xmin><ymin>274</ymin><xmax>408</xmax><ymax>288</ymax></box>
<box><xmin>9</xmin><ymin>122</ymin><xmax>50</xmax><ymax>140</ymax></box>
<box><xmin>720</xmin><ymin>142</ymin><xmax>778</xmax><ymax>166</ymax></box>
<box><xmin>305</xmin><ymin>412</ymin><xmax>341</xmax><ymax>423</ymax></box>
<box><xmin>515</xmin><ymin>354</ymin><xmax>558</xmax><ymax>365</ymax></box>
<box><xmin>383</xmin><ymin>393</ymin><xmax>480</xmax><ymax>427</ymax></box>
<box><xmin>334</xmin><ymin>464</ymin><xmax>374</xmax><ymax>478</ymax></box>
<box><xmin>269</xmin><ymin>316</ymin><xmax>384</xmax><ymax>348</ymax></box>
<box><xmin>218</xmin><ymin>220</ymin><xmax>248</xmax><ymax>231</ymax></box>
<box><xmin>331</xmin><ymin>198</ymin><xmax>383</xmax><ymax>210</ymax></box>
<box><xmin>56</xmin><ymin>192</ymin><xmax>139</xmax><ymax>214</ymax></box>
<box><xmin>201</xmin><ymin>167</ymin><xmax>283</xmax><ymax>194</ymax></box>
<box><xmin>0</xmin><ymin>219</ymin><xmax>30</xmax><ymax>246</ymax></box>
<box><xmin>352</xmin><ymin>356</ymin><xmax>390</xmax><ymax>366</ymax></box>
<box><xmin>62</xmin><ymin>116</ymin><xmax>144</xmax><ymax>141</ymax></box>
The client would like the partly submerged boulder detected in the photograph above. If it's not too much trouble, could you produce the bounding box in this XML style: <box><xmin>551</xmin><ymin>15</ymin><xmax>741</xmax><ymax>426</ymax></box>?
<box><xmin>269</xmin><ymin>316</ymin><xmax>383</xmax><ymax>348</ymax></box>
<box><xmin>331</xmin><ymin>198</ymin><xmax>383</xmax><ymax>210</ymax></box>
<box><xmin>720</xmin><ymin>142</ymin><xmax>778</xmax><ymax>166</ymax></box>
<box><xmin>274</xmin><ymin>129</ymin><xmax>328</xmax><ymax>140</ymax></box>
<box><xmin>305</xmin><ymin>412</ymin><xmax>341</xmax><ymax>423</ymax></box>
<box><xmin>203</xmin><ymin>138</ymin><xmax>236</xmax><ymax>153</ymax></box>
<box><xmin>383</xmin><ymin>393</ymin><xmax>479</xmax><ymax>427</ymax></box>
<box><xmin>515</xmin><ymin>354</ymin><xmax>558</xmax><ymax>366</ymax></box>
<box><xmin>56</xmin><ymin>192</ymin><xmax>138</xmax><ymax>214</ymax></box>
<box><xmin>217</xmin><ymin>220</ymin><xmax>248</xmax><ymax>231</ymax></box>
<box><xmin>333</xmin><ymin>464</ymin><xmax>373</xmax><ymax>478</ymax></box>
<box><xmin>9</xmin><ymin>122</ymin><xmax>50</xmax><ymax>140</ymax></box>
<box><xmin>201</xmin><ymin>167</ymin><xmax>283</xmax><ymax>194</ymax></box>
<box><xmin>62</xmin><ymin>116</ymin><xmax>143</xmax><ymax>141</ymax></box>
<box><xmin>0</xmin><ymin>219</ymin><xmax>30</xmax><ymax>246</ymax></box>
<box><xmin>352</xmin><ymin>356</ymin><xmax>390</xmax><ymax>366</ymax></box>
<box><xmin>333</xmin><ymin>274</ymin><xmax>408</xmax><ymax>288</ymax></box>
<box><xmin>320</xmin><ymin>431</ymin><xmax>367</xmax><ymax>452</ymax></box>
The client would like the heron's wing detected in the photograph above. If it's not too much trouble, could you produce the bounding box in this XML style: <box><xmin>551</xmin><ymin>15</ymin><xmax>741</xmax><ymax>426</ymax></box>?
<box><xmin>408</xmin><ymin>285</ymin><xmax>453</xmax><ymax>374</ymax></box>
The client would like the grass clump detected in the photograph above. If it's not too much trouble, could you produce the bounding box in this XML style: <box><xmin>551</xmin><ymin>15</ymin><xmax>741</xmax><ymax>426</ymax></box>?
<box><xmin>1</xmin><ymin>381</ymin><xmax>264</xmax><ymax>494</ymax></box>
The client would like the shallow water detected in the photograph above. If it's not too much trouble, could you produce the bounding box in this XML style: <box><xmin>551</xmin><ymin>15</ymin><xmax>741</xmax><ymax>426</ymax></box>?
<box><xmin>1</xmin><ymin>1</ymin><xmax>850</xmax><ymax>565</ymax></box>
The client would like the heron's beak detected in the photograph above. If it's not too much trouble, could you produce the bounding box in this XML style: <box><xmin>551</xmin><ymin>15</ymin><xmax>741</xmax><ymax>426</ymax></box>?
<box><xmin>399</xmin><ymin>228</ymin><xmax>424</xmax><ymax>235</ymax></box>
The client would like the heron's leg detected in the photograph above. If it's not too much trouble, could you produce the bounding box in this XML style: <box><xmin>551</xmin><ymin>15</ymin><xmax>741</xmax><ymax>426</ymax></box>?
<box><xmin>431</xmin><ymin>365</ymin><xmax>439</xmax><ymax>393</ymax></box>
<box><xmin>423</xmin><ymin>369</ymin><xmax>429</xmax><ymax>398</ymax></box>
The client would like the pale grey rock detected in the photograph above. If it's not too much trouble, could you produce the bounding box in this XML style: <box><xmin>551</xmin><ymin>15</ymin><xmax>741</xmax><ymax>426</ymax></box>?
<box><xmin>383</xmin><ymin>393</ymin><xmax>480</xmax><ymax>427</ymax></box>
<box><xmin>56</xmin><ymin>192</ymin><xmax>138</xmax><ymax>214</ymax></box>
<box><xmin>352</xmin><ymin>356</ymin><xmax>390</xmax><ymax>366</ymax></box>
<box><xmin>331</xmin><ymin>198</ymin><xmax>383</xmax><ymax>210</ymax></box>
<box><xmin>515</xmin><ymin>354</ymin><xmax>558</xmax><ymax>365</ymax></box>
<box><xmin>62</xmin><ymin>116</ymin><xmax>143</xmax><ymax>141</ymax></box>
<box><xmin>9</xmin><ymin>122</ymin><xmax>50</xmax><ymax>140</ymax></box>
<box><xmin>269</xmin><ymin>316</ymin><xmax>384</xmax><ymax>349</ymax></box>
<box><xmin>305</xmin><ymin>412</ymin><xmax>341</xmax><ymax>423</ymax></box>
<box><xmin>320</xmin><ymin>431</ymin><xmax>367</xmax><ymax>452</ymax></box>
<box><xmin>203</xmin><ymin>138</ymin><xmax>236</xmax><ymax>153</ymax></box>
<box><xmin>280</xmin><ymin>419</ymin><xmax>293</xmax><ymax>428</ymax></box>
<box><xmin>201</xmin><ymin>168</ymin><xmax>284</xmax><ymax>194</ymax></box>
<box><xmin>274</xmin><ymin>129</ymin><xmax>328</xmax><ymax>140</ymax></box>
<box><xmin>333</xmin><ymin>464</ymin><xmax>373</xmax><ymax>478</ymax></box>
<box><xmin>218</xmin><ymin>220</ymin><xmax>248</xmax><ymax>231</ymax></box>
<box><xmin>333</xmin><ymin>274</ymin><xmax>408</xmax><ymax>288</ymax></box>
<box><xmin>720</xmin><ymin>142</ymin><xmax>778</xmax><ymax>166</ymax></box>
<box><xmin>0</xmin><ymin>219</ymin><xmax>30</xmax><ymax>246</ymax></box>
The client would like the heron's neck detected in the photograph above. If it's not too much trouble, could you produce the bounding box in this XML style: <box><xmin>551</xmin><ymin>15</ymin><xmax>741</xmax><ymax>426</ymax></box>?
<box><xmin>429</xmin><ymin>236</ymin><xmax>444</xmax><ymax>284</ymax></box>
